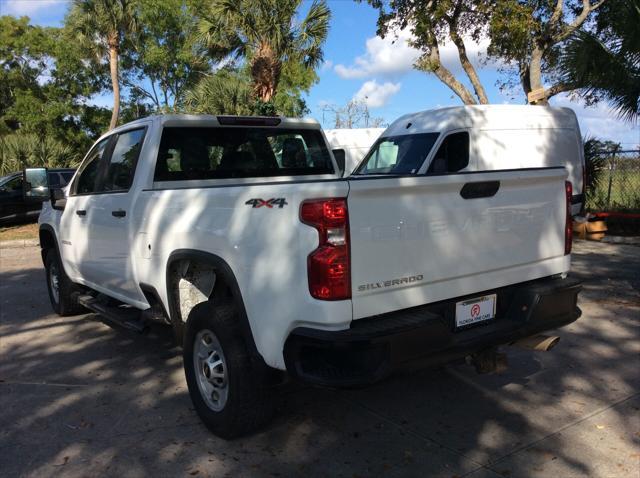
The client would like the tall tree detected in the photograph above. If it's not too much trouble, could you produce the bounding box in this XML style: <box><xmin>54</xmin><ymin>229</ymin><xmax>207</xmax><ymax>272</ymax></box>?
<box><xmin>124</xmin><ymin>0</ymin><xmax>211</xmax><ymax>112</ymax></box>
<box><xmin>489</xmin><ymin>0</ymin><xmax>608</xmax><ymax>104</ymax></box>
<box><xmin>184</xmin><ymin>63</ymin><xmax>314</xmax><ymax>117</ymax></box>
<box><xmin>66</xmin><ymin>0</ymin><xmax>138</xmax><ymax>130</ymax></box>
<box><xmin>366</xmin><ymin>1</ymin><xmax>609</xmax><ymax>105</ymax></box>
<box><xmin>0</xmin><ymin>15</ymin><xmax>109</xmax><ymax>153</ymax></box>
<box><xmin>366</xmin><ymin>0</ymin><xmax>491</xmax><ymax>105</ymax></box>
<box><xmin>197</xmin><ymin>0</ymin><xmax>330</xmax><ymax>108</ymax></box>
<box><xmin>558</xmin><ymin>0</ymin><xmax>639</xmax><ymax>121</ymax></box>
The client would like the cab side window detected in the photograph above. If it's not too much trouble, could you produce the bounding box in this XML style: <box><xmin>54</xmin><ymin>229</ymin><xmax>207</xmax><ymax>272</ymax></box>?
<box><xmin>74</xmin><ymin>138</ymin><xmax>110</xmax><ymax>195</ymax></box>
<box><xmin>427</xmin><ymin>132</ymin><xmax>470</xmax><ymax>174</ymax></box>
<box><xmin>101</xmin><ymin>128</ymin><xmax>146</xmax><ymax>192</ymax></box>
<box><xmin>4</xmin><ymin>176</ymin><xmax>23</xmax><ymax>192</ymax></box>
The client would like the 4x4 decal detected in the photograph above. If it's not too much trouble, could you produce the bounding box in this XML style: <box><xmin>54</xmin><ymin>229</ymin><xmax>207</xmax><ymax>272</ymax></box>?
<box><xmin>245</xmin><ymin>198</ymin><xmax>288</xmax><ymax>209</ymax></box>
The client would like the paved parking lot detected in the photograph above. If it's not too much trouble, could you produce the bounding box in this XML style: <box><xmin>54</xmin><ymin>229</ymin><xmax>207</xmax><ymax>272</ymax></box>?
<box><xmin>1</xmin><ymin>240</ymin><xmax>639</xmax><ymax>477</ymax></box>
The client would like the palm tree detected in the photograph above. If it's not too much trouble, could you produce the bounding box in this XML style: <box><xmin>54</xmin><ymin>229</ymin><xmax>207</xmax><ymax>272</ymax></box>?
<box><xmin>185</xmin><ymin>69</ymin><xmax>254</xmax><ymax>116</ymax></box>
<box><xmin>198</xmin><ymin>0</ymin><xmax>330</xmax><ymax>106</ymax></box>
<box><xmin>66</xmin><ymin>0</ymin><xmax>138</xmax><ymax>130</ymax></box>
<box><xmin>559</xmin><ymin>0</ymin><xmax>640</xmax><ymax>123</ymax></box>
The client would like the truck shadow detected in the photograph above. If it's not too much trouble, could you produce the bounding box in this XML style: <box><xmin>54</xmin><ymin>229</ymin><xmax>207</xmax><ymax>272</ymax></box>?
<box><xmin>1</xmin><ymin>242</ymin><xmax>639</xmax><ymax>477</ymax></box>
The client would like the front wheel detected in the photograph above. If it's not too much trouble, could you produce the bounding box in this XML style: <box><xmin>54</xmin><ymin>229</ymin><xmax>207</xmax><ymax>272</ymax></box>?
<box><xmin>44</xmin><ymin>249</ymin><xmax>84</xmax><ymax>316</ymax></box>
<box><xmin>183</xmin><ymin>301</ymin><xmax>276</xmax><ymax>438</ymax></box>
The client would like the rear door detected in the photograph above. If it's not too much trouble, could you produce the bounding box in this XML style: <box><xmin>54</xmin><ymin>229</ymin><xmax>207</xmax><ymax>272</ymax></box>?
<box><xmin>348</xmin><ymin>132</ymin><xmax>568</xmax><ymax>319</ymax></box>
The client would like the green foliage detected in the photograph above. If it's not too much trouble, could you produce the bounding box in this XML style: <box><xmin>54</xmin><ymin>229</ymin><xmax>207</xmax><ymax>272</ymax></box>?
<box><xmin>196</xmin><ymin>0</ymin><xmax>329</xmax><ymax>104</ymax></box>
<box><xmin>66</xmin><ymin>0</ymin><xmax>138</xmax><ymax>57</ymax></box>
<box><xmin>184</xmin><ymin>66</ymin><xmax>309</xmax><ymax>117</ymax></box>
<box><xmin>0</xmin><ymin>134</ymin><xmax>81</xmax><ymax>175</ymax></box>
<box><xmin>124</xmin><ymin>0</ymin><xmax>213</xmax><ymax>111</ymax></box>
<box><xmin>185</xmin><ymin>69</ymin><xmax>255</xmax><ymax>115</ymax></box>
<box><xmin>559</xmin><ymin>0</ymin><xmax>640</xmax><ymax>122</ymax></box>
<box><xmin>66</xmin><ymin>0</ymin><xmax>139</xmax><ymax>129</ymax></box>
<box><xmin>0</xmin><ymin>15</ymin><xmax>110</xmax><ymax>157</ymax></box>
<box><xmin>583</xmin><ymin>136</ymin><xmax>617</xmax><ymax>197</ymax></box>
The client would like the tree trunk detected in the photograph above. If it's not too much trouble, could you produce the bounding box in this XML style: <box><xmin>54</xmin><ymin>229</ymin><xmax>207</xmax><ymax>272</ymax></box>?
<box><xmin>528</xmin><ymin>46</ymin><xmax>547</xmax><ymax>105</ymax></box>
<box><xmin>417</xmin><ymin>34</ymin><xmax>478</xmax><ymax>105</ymax></box>
<box><xmin>449</xmin><ymin>29</ymin><xmax>489</xmax><ymax>104</ymax></box>
<box><xmin>108</xmin><ymin>37</ymin><xmax>120</xmax><ymax>130</ymax></box>
<box><xmin>251</xmin><ymin>43</ymin><xmax>280</xmax><ymax>103</ymax></box>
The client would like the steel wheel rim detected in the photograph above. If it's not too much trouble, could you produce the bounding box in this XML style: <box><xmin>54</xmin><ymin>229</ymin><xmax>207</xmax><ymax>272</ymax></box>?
<box><xmin>49</xmin><ymin>261</ymin><xmax>60</xmax><ymax>304</ymax></box>
<box><xmin>193</xmin><ymin>329</ymin><xmax>228</xmax><ymax>412</ymax></box>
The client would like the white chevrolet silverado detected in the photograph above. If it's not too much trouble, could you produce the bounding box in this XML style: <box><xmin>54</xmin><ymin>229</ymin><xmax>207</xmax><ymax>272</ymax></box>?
<box><xmin>27</xmin><ymin>107</ymin><xmax>581</xmax><ymax>438</ymax></box>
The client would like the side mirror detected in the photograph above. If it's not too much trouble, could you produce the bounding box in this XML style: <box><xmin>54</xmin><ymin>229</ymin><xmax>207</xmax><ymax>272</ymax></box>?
<box><xmin>51</xmin><ymin>188</ymin><xmax>67</xmax><ymax>211</ymax></box>
<box><xmin>23</xmin><ymin>168</ymin><xmax>49</xmax><ymax>202</ymax></box>
<box><xmin>332</xmin><ymin>149</ymin><xmax>346</xmax><ymax>177</ymax></box>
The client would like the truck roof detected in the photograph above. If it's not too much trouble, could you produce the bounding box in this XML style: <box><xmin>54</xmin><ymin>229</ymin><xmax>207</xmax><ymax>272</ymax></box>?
<box><xmin>108</xmin><ymin>114</ymin><xmax>322</xmax><ymax>137</ymax></box>
<box><xmin>383</xmin><ymin>105</ymin><xmax>580</xmax><ymax>137</ymax></box>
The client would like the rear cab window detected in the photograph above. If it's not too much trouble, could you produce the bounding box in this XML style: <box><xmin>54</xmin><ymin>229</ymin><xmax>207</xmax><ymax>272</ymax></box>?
<box><xmin>154</xmin><ymin>127</ymin><xmax>334</xmax><ymax>182</ymax></box>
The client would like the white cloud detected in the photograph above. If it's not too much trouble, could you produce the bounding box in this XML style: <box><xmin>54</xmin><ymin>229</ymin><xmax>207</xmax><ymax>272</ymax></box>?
<box><xmin>439</xmin><ymin>37</ymin><xmax>495</xmax><ymax>75</ymax></box>
<box><xmin>1</xmin><ymin>0</ymin><xmax>67</xmax><ymax>16</ymax></box>
<box><xmin>335</xmin><ymin>28</ymin><xmax>419</xmax><ymax>79</ymax></box>
<box><xmin>334</xmin><ymin>27</ymin><xmax>497</xmax><ymax>81</ymax></box>
<box><xmin>552</xmin><ymin>94</ymin><xmax>640</xmax><ymax>147</ymax></box>
<box><xmin>353</xmin><ymin>80</ymin><xmax>401</xmax><ymax>108</ymax></box>
<box><xmin>321</xmin><ymin>60</ymin><xmax>333</xmax><ymax>71</ymax></box>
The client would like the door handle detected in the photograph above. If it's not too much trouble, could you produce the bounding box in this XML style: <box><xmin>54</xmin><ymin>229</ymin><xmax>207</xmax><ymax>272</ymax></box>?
<box><xmin>460</xmin><ymin>181</ymin><xmax>500</xmax><ymax>199</ymax></box>
<box><xmin>76</xmin><ymin>209</ymin><xmax>87</xmax><ymax>216</ymax></box>
<box><xmin>111</xmin><ymin>209</ymin><xmax>126</xmax><ymax>218</ymax></box>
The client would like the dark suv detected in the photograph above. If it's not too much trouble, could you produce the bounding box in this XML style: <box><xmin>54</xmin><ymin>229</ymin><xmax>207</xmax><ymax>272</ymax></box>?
<box><xmin>0</xmin><ymin>169</ymin><xmax>75</xmax><ymax>225</ymax></box>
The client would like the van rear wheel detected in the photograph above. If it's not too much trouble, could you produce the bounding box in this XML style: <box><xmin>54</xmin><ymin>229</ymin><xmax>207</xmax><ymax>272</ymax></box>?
<box><xmin>183</xmin><ymin>301</ymin><xmax>276</xmax><ymax>438</ymax></box>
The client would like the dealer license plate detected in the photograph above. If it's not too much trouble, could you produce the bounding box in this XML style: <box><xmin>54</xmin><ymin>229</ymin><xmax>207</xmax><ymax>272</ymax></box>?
<box><xmin>455</xmin><ymin>294</ymin><xmax>496</xmax><ymax>329</ymax></box>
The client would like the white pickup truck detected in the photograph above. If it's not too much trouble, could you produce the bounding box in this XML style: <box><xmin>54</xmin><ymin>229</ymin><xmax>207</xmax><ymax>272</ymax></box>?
<box><xmin>27</xmin><ymin>109</ymin><xmax>581</xmax><ymax>438</ymax></box>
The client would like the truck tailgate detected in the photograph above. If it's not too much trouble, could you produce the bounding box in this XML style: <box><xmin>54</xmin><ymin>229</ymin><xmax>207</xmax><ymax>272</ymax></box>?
<box><xmin>347</xmin><ymin>168</ymin><xmax>570</xmax><ymax>319</ymax></box>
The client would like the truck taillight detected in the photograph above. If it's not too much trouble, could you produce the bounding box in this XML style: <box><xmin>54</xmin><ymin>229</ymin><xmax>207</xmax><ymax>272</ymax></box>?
<box><xmin>300</xmin><ymin>198</ymin><xmax>351</xmax><ymax>300</ymax></box>
<box><xmin>565</xmin><ymin>181</ymin><xmax>572</xmax><ymax>255</ymax></box>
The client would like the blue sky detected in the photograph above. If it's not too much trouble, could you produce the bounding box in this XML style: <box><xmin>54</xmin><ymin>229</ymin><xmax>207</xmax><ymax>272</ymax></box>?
<box><xmin>2</xmin><ymin>0</ymin><xmax>638</xmax><ymax>147</ymax></box>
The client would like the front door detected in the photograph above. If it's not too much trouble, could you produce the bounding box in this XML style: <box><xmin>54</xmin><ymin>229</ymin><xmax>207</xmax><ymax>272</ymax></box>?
<box><xmin>59</xmin><ymin>137</ymin><xmax>111</xmax><ymax>281</ymax></box>
<box><xmin>0</xmin><ymin>175</ymin><xmax>26</xmax><ymax>222</ymax></box>
<box><xmin>86</xmin><ymin>127</ymin><xmax>147</xmax><ymax>302</ymax></box>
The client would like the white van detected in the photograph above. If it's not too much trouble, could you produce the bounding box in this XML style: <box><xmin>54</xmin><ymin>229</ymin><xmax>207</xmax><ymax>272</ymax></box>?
<box><xmin>354</xmin><ymin>106</ymin><xmax>585</xmax><ymax>215</ymax></box>
<box><xmin>324</xmin><ymin>128</ymin><xmax>384</xmax><ymax>176</ymax></box>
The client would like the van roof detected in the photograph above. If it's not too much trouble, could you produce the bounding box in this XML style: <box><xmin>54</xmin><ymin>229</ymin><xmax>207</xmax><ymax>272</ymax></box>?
<box><xmin>383</xmin><ymin>105</ymin><xmax>579</xmax><ymax>137</ymax></box>
<box><xmin>324</xmin><ymin>128</ymin><xmax>385</xmax><ymax>148</ymax></box>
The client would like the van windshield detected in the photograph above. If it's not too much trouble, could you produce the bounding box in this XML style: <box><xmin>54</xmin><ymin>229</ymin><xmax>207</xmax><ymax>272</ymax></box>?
<box><xmin>353</xmin><ymin>133</ymin><xmax>439</xmax><ymax>175</ymax></box>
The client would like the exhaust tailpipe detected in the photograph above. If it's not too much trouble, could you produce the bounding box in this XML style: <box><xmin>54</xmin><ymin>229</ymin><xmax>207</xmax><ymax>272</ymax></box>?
<box><xmin>513</xmin><ymin>334</ymin><xmax>560</xmax><ymax>351</ymax></box>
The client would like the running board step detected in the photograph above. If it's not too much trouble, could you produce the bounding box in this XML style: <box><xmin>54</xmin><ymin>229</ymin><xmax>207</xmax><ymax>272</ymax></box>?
<box><xmin>78</xmin><ymin>295</ymin><xmax>148</xmax><ymax>333</ymax></box>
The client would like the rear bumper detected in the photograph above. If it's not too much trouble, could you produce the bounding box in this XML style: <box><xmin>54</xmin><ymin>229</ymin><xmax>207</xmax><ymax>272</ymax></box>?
<box><xmin>284</xmin><ymin>276</ymin><xmax>582</xmax><ymax>387</ymax></box>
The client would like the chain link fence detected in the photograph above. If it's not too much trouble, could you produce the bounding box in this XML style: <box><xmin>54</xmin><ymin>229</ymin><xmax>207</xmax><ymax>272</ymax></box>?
<box><xmin>586</xmin><ymin>150</ymin><xmax>640</xmax><ymax>213</ymax></box>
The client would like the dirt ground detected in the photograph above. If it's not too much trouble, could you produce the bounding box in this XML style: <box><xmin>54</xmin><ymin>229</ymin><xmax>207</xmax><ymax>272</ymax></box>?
<box><xmin>0</xmin><ymin>223</ymin><xmax>38</xmax><ymax>242</ymax></box>
<box><xmin>0</xmin><ymin>240</ymin><xmax>638</xmax><ymax>477</ymax></box>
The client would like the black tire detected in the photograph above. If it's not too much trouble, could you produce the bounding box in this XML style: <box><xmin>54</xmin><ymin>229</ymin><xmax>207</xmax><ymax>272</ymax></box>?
<box><xmin>44</xmin><ymin>249</ymin><xmax>84</xmax><ymax>316</ymax></box>
<box><xmin>183</xmin><ymin>301</ymin><xmax>277</xmax><ymax>438</ymax></box>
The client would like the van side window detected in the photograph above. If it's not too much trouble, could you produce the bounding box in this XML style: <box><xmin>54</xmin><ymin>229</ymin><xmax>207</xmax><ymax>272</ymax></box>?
<box><xmin>427</xmin><ymin>132</ymin><xmax>470</xmax><ymax>174</ymax></box>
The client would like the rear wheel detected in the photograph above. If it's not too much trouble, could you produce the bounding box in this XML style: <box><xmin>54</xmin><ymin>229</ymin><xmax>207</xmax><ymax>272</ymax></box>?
<box><xmin>183</xmin><ymin>301</ymin><xmax>276</xmax><ymax>438</ymax></box>
<box><xmin>44</xmin><ymin>249</ymin><xmax>84</xmax><ymax>316</ymax></box>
